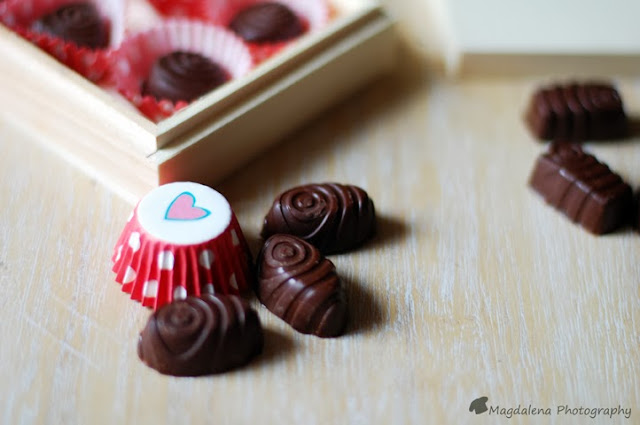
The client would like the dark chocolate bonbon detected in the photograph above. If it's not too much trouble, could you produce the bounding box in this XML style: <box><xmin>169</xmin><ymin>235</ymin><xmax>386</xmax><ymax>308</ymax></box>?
<box><xmin>529</xmin><ymin>143</ymin><xmax>632</xmax><ymax>234</ymax></box>
<box><xmin>138</xmin><ymin>294</ymin><xmax>263</xmax><ymax>376</ymax></box>
<box><xmin>525</xmin><ymin>82</ymin><xmax>627</xmax><ymax>142</ymax></box>
<box><xmin>261</xmin><ymin>183</ymin><xmax>376</xmax><ymax>254</ymax></box>
<box><xmin>229</xmin><ymin>2</ymin><xmax>303</xmax><ymax>43</ymax></box>
<box><xmin>257</xmin><ymin>234</ymin><xmax>347</xmax><ymax>337</ymax></box>
<box><xmin>32</xmin><ymin>3</ymin><xmax>108</xmax><ymax>49</ymax></box>
<box><xmin>143</xmin><ymin>51</ymin><xmax>229</xmax><ymax>103</ymax></box>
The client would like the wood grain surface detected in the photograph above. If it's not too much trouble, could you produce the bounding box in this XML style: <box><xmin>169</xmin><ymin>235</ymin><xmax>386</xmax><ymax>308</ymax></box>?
<box><xmin>2</xmin><ymin>10</ymin><xmax>640</xmax><ymax>425</ymax></box>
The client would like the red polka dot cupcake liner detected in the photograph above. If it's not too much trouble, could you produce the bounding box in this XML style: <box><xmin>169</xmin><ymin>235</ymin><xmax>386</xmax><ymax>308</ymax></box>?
<box><xmin>147</xmin><ymin>0</ymin><xmax>329</xmax><ymax>64</ymax></box>
<box><xmin>0</xmin><ymin>0</ymin><xmax>125</xmax><ymax>83</ymax></box>
<box><xmin>113</xmin><ymin>19</ymin><xmax>252</xmax><ymax>122</ymax></box>
<box><xmin>112</xmin><ymin>182</ymin><xmax>254</xmax><ymax>311</ymax></box>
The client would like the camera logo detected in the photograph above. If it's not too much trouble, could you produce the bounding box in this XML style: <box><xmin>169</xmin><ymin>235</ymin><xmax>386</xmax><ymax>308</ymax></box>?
<box><xmin>469</xmin><ymin>396</ymin><xmax>489</xmax><ymax>414</ymax></box>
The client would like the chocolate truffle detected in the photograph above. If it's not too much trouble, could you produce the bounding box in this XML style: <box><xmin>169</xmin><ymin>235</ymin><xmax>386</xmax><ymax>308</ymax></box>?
<box><xmin>143</xmin><ymin>51</ymin><xmax>229</xmax><ymax>103</ymax></box>
<box><xmin>257</xmin><ymin>234</ymin><xmax>347</xmax><ymax>337</ymax></box>
<box><xmin>32</xmin><ymin>3</ymin><xmax>108</xmax><ymax>49</ymax></box>
<box><xmin>525</xmin><ymin>82</ymin><xmax>628</xmax><ymax>142</ymax></box>
<box><xmin>229</xmin><ymin>2</ymin><xmax>304</xmax><ymax>43</ymax></box>
<box><xmin>529</xmin><ymin>143</ymin><xmax>632</xmax><ymax>234</ymax></box>
<box><xmin>138</xmin><ymin>294</ymin><xmax>263</xmax><ymax>376</ymax></box>
<box><xmin>261</xmin><ymin>183</ymin><xmax>376</xmax><ymax>254</ymax></box>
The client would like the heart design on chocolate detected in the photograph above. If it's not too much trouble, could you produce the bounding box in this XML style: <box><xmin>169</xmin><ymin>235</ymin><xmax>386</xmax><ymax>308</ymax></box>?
<box><xmin>165</xmin><ymin>192</ymin><xmax>211</xmax><ymax>221</ymax></box>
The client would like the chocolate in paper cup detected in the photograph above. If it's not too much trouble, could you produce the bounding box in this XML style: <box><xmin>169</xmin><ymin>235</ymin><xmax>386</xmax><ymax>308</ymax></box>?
<box><xmin>113</xmin><ymin>19</ymin><xmax>252</xmax><ymax>122</ymax></box>
<box><xmin>0</xmin><ymin>0</ymin><xmax>124</xmax><ymax>82</ymax></box>
<box><xmin>218</xmin><ymin>0</ymin><xmax>330</xmax><ymax>63</ymax></box>
<box><xmin>112</xmin><ymin>182</ymin><xmax>254</xmax><ymax>311</ymax></box>
<box><xmin>148</xmin><ymin>0</ymin><xmax>328</xmax><ymax>31</ymax></box>
<box><xmin>147</xmin><ymin>0</ymin><xmax>329</xmax><ymax>63</ymax></box>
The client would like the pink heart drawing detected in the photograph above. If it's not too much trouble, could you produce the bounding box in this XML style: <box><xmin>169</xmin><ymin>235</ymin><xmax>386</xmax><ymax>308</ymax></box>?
<box><xmin>165</xmin><ymin>192</ymin><xmax>211</xmax><ymax>221</ymax></box>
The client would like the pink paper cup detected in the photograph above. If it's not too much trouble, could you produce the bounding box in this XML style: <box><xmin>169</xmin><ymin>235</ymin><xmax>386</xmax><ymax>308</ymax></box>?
<box><xmin>113</xmin><ymin>19</ymin><xmax>253</xmax><ymax>122</ymax></box>
<box><xmin>0</xmin><ymin>0</ymin><xmax>124</xmax><ymax>82</ymax></box>
<box><xmin>112</xmin><ymin>182</ymin><xmax>254</xmax><ymax>311</ymax></box>
<box><xmin>145</xmin><ymin>0</ymin><xmax>214</xmax><ymax>21</ymax></box>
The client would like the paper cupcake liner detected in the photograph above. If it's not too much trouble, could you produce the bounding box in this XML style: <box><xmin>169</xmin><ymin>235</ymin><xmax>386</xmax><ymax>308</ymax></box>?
<box><xmin>125</xmin><ymin>0</ymin><xmax>164</xmax><ymax>34</ymax></box>
<box><xmin>145</xmin><ymin>0</ymin><xmax>213</xmax><ymax>21</ymax></box>
<box><xmin>114</xmin><ymin>19</ymin><xmax>253</xmax><ymax>122</ymax></box>
<box><xmin>112</xmin><ymin>202</ymin><xmax>254</xmax><ymax>311</ymax></box>
<box><xmin>147</xmin><ymin>0</ymin><xmax>329</xmax><ymax>64</ymax></box>
<box><xmin>0</xmin><ymin>0</ymin><xmax>125</xmax><ymax>83</ymax></box>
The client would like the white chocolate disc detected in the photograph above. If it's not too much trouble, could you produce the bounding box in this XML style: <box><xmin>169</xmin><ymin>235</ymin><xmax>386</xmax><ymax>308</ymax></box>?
<box><xmin>137</xmin><ymin>182</ymin><xmax>232</xmax><ymax>245</ymax></box>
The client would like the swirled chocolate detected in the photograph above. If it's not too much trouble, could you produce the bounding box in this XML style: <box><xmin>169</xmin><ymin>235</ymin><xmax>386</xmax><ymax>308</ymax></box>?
<box><xmin>529</xmin><ymin>143</ymin><xmax>632</xmax><ymax>234</ymax></box>
<box><xmin>32</xmin><ymin>3</ymin><xmax>108</xmax><ymax>49</ymax></box>
<box><xmin>525</xmin><ymin>82</ymin><xmax>628</xmax><ymax>142</ymax></box>
<box><xmin>229</xmin><ymin>2</ymin><xmax>304</xmax><ymax>43</ymax></box>
<box><xmin>261</xmin><ymin>183</ymin><xmax>376</xmax><ymax>254</ymax></box>
<box><xmin>138</xmin><ymin>294</ymin><xmax>263</xmax><ymax>376</ymax></box>
<box><xmin>257</xmin><ymin>234</ymin><xmax>347</xmax><ymax>337</ymax></box>
<box><xmin>143</xmin><ymin>51</ymin><xmax>229</xmax><ymax>103</ymax></box>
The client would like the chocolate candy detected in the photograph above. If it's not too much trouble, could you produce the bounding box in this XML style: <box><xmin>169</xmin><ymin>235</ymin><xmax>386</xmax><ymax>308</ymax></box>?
<box><xmin>529</xmin><ymin>143</ymin><xmax>632</xmax><ymax>234</ymax></box>
<box><xmin>257</xmin><ymin>234</ymin><xmax>347</xmax><ymax>337</ymax></box>
<box><xmin>229</xmin><ymin>2</ymin><xmax>304</xmax><ymax>43</ymax></box>
<box><xmin>143</xmin><ymin>51</ymin><xmax>229</xmax><ymax>103</ymax></box>
<box><xmin>261</xmin><ymin>183</ymin><xmax>376</xmax><ymax>254</ymax></box>
<box><xmin>32</xmin><ymin>3</ymin><xmax>108</xmax><ymax>49</ymax></box>
<box><xmin>525</xmin><ymin>82</ymin><xmax>628</xmax><ymax>142</ymax></box>
<box><xmin>137</xmin><ymin>294</ymin><xmax>263</xmax><ymax>376</ymax></box>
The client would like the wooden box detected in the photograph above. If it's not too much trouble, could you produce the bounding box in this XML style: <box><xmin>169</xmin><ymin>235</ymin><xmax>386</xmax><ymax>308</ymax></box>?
<box><xmin>438</xmin><ymin>0</ymin><xmax>640</xmax><ymax>76</ymax></box>
<box><xmin>0</xmin><ymin>0</ymin><xmax>395</xmax><ymax>203</ymax></box>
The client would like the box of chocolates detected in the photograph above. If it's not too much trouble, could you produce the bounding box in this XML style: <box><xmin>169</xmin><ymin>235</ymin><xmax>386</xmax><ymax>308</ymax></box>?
<box><xmin>0</xmin><ymin>0</ymin><xmax>395</xmax><ymax>203</ymax></box>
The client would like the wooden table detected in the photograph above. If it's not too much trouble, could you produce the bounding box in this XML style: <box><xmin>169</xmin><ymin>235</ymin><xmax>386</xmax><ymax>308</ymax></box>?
<box><xmin>2</xmin><ymin>10</ymin><xmax>639</xmax><ymax>425</ymax></box>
